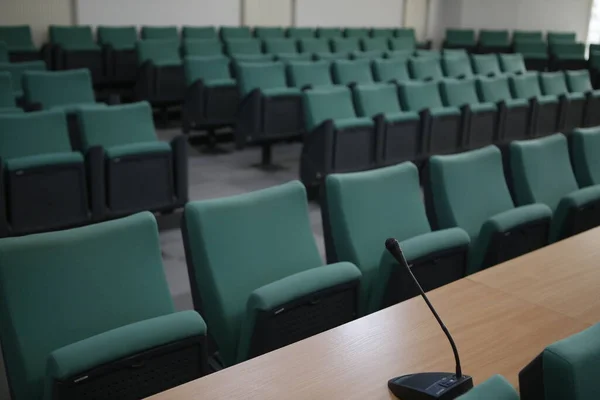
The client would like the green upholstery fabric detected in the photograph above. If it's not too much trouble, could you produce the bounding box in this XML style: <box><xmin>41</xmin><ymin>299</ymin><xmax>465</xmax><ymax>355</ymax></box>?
<box><xmin>183</xmin><ymin>181</ymin><xmax>337</xmax><ymax>366</ymax></box>
<box><xmin>351</xmin><ymin>50</ymin><xmax>384</xmax><ymax>60</ymax></box>
<box><xmin>0</xmin><ymin>25</ymin><xmax>36</xmax><ymax>51</ymax></box>
<box><xmin>264</xmin><ymin>38</ymin><xmax>297</xmax><ymax>55</ymax></box>
<box><xmin>136</xmin><ymin>40</ymin><xmax>181</xmax><ymax>66</ymax></box>
<box><xmin>385</xmin><ymin>50</ymin><xmax>412</xmax><ymax>61</ymax></box>
<box><xmin>456</xmin><ymin>375</ymin><xmax>518</xmax><ymax>400</ymax></box>
<box><xmin>316</xmin><ymin>28</ymin><xmax>342</xmax><ymax>39</ymax></box>
<box><xmin>331</xmin><ymin>38</ymin><xmax>360</xmax><ymax>53</ymax></box>
<box><xmin>261</xmin><ymin>87</ymin><xmax>301</xmax><ymax>97</ymax></box>
<box><xmin>237</xmin><ymin>61</ymin><xmax>289</xmax><ymax>97</ymax></box>
<box><xmin>547</xmin><ymin>31</ymin><xmax>576</xmax><ymax>44</ymax></box>
<box><xmin>372</xmin><ymin>59</ymin><xmax>410</xmax><ymax>83</ymax></box>
<box><xmin>499</xmin><ymin>54</ymin><xmax>526</xmax><ymax>74</ymax></box>
<box><xmin>362</xmin><ymin>38</ymin><xmax>388</xmax><ymax>52</ymax></box>
<box><xmin>141</xmin><ymin>26</ymin><xmax>179</xmax><ymax>41</ymax></box>
<box><xmin>0</xmin><ymin>71</ymin><xmax>15</xmax><ymax>107</ymax></box>
<box><xmin>315</xmin><ymin>52</ymin><xmax>349</xmax><ymax>61</ymax></box>
<box><xmin>49</xmin><ymin>103</ymin><xmax>106</xmax><ymax>114</ymax></box>
<box><xmin>443</xmin><ymin>56</ymin><xmax>474</xmax><ymax>79</ymax></box>
<box><xmin>372</xmin><ymin>28</ymin><xmax>395</xmax><ymax>38</ymax></box>
<box><xmin>182</xmin><ymin>26</ymin><xmax>217</xmax><ymax>39</ymax></box>
<box><xmin>479</xmin><ymin>31</ymin><xmax>510</xmax><ymax>47</ymax></box>
<box><xmin>415</xmin><ymin>49</ymin><xmax>441</xmax><ymax>59</ymax></box>
<box><xmin>0</xmin><ymin>107</ymin><xmax>22</xmax><ymax>114</ymax></box>
<box><xmin>571</xmin><ymin>127</ymin><xmax>600</xmax><ymax>187</ymax></box>
<box><xmin>49</xmin><ymin>26</ymin><xmax>99</xmax><ymax>51</ymax></box>
<box><xmin>510</xmin><ymin>73</ymin><xmax>556</xmax><ymax>103</ymax></box>
<box><xmin>97</xmin><ymin>26</ymin><xmax>137</xmax><ymax>50</ymax></box>
<box><xmin>551</xmin><ymin>43</ymin><xmax>585</xmax><ymax>60</ymax></box>
<box><xmin>409</xmin><ymin>57</ymin><xmax>443</xmax><ymax>81</ymax></box>
<box><xmin>287</xmin><ymin>28</ymin><xmax>314</xmax><ymax>39</ymax></box>
<box><xmin>303</xmin><ymin>86</ymin><xmax>358</xmax><ymax>131</ymax></box>
<box><xmin>220</xmin><ymin>26</ymin><xmax>252</xmax><ymax>40</ymax></box>
<box><xmin>77</xmin><ymin>101</ymin><xmax>160</xmax><ymax>152</ymax></box>
<box><xmin>203</xmin><ymin>78</ymin><xmax>235</xmax><ymax>88</ymax></box>
<box><xmin>513</xmin><ymin>31</ymin><xmax>543</xmax><ymax>43</ymax></box>
<box><xmin>344</xmin><ymin>28</ymin><xmax>370</xmax><ymax>38</ymax></box>
<box><xmin>5</xmin><ymin>152</ymin><xmax>82</xmax><ymax>171</ymax></box>
<box><xmin>445</xmin><ymin>29</ymin><xmax>476</xmax><ymax>47</ymax></box>
<box><xmin>332</xmin><ymin>59</ymin><xmax>373</xmax><ymax>85</ymax></box>
<box><xmin>333</xmin><ymin>117</ymin><xmax>373</xmax><ymax>130</ymax></box>
<box><xmin>236</xmin><ymin>261</ymin><xmax>360</xmax><ymax>362</ymax></box>
<box><xmin>184</xmin><ymin>56</ymin><xmax>231</xmax><ymax>86</ymax></box>
<box><xmin>231</xmin><ymin>54</ymin><xmax>274</xmax><ymax>63</ymax></box>
<box><xmin>539</xmin><ymin>72</ymin><xmax>572</xmax><ymax>97</ymax></box>
<box><xmin>299</xmin><ymin>38</ymin><xmax>330</xmax><ymax>53</ymax></box>
<box><xmin>443</xmin><ymin>49</ymin><xmax>468</xmax><ymax>58</ymax></box>
<box><xmin>441</xmin><ymin>79</ymin><xmax>495</xmax><ymax>112</ymax></box>
<box><xmin>0</xmin><ymin>212</ymin><xmax>176</xmax><ymax>400</ymax></box>
<box><xmin>383</xmin><ymin>111</ymin><xmax>420</xmax><ymax>123</ymax></box>
<box><xmin>541</xmin><ymin>322</ymin><xmax>600</xmax><ymax>400</ymax></box>
<box><xmin>275</xmin><ymin>53</ymin><xmax>312</xmax><ymax>62</ymax></box>
<box><xmin>0</xmin><ymin>42</ymin><xmax>8</xmax><ymax>63</ymax></box>
<box><xmin>515</xmin><ymin>41</ymin><xmax>549</xmax><ymax>60</ymax></box>
<box><xmin>326</xmin><ymin>163</ymin><xmax>469</xmax><ymax>313</ymax></box>
<box><xmin>472</xmin><ymin>54</ymin><xmax>502</xmax><ymax>77</ymax></box>
<box><xmin>254</xmin><ymin>27</ymin><xmax>284</xmax><ymax>39</ymax></box>
<box><xmin>399</xmin><ymin>80</ymin><xmax>444</xmax><ymax>112</ymax></box>
<box><xmin>477</xmin><ymin>76</ymin><xmax>515</xmax><ymax>103</ymax></box>
<box><xmin>429</xmin><ymin>107</ymin><xmax>460</xmax><ymax>117</ymax></box>
<box><xmin>396</xmin><ymin>28</ymin><xmax>416</xmax><ymax>40</ymax></box>
<box><xmin>565</xmin><ymin>70</ymin><xmax>596</xmax><ymax>93</ymax></box>
<box><xmin>226</xmin><ymin>39</ymin><xmax>262</xmax><ymax>56</ymax></box>
<box><xmin>182</xmin><ymin>39</ymin><xmax>223</xmax><ymax>57</ymax></box>
<box><xmin>353</xmin><ymin>83</ymin><xmax>403</xmax><ymax>117</ymax></box>
<box><xmin>105</xmin><ymin>141</ymin><xmax>171</xmax><ymax>158</ymax></box>
<box><xmin>287</xmin><ymin>60</ymin><xmax>334</xmax><ymax>88</ymax></box>
<box><xmin>389</xmin><ymin>37</ymin><xmax>415</xmax><ymax>51</ymax></box>
<box><xmin>23</xmin><ymin>69</ymin><xmax>95</xmax><ymax>110</ymax></box>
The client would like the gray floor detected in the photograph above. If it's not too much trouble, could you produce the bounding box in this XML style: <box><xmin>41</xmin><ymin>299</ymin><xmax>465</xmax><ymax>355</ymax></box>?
<box><xmin>0</xmin><ymin>129</ymin><xmax>325</xmax><ymax>400</ymax></box>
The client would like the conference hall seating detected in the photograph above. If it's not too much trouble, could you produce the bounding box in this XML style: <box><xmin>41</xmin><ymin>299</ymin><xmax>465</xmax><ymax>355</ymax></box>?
<box><xmin>332</xmin><ymin>59</ymin><xmax>374</xmax><ymax>85</ymax></box>
<box><xmin>182</xmin><ymin>181</ymin><xmax>361</xmax><ymax>366</ymax></box>
<box><xmin>478</xmin><ymin>30</ymin><xmax>511</xmax><ymax>54</ymax></box>
<box><xmin>0</xmin><ymin>72</ymin><xmax>22</xmax><ymax>114</ymax></box>
<box><xmin>509</xmin><ymin>134</ymin><xmax>600</xmax><ymax>243</ymax></box>
<box><xmin>442</xmin><ymin>55</ymin><xmax>475</xmax><ymax>79</ymax></box>
<box><xmin>316</xmin><ymin>27</ymin><xmax>343</xmax><ymax>39</ymax></box>
<box><xmin>385</xmin><ymin>49</ymin><xmax>412</xmax><ymax>62</ymax></box>
<box><xmin>510</xmin><ymin>73</ymin><xmax>560</xmax><ymax>137</ymax></box>
<box><xmin>409</xmin><ymin>56</ymin><xmax>444</xmax><ymax>81</ymax></box>
<box><xmin>182</xmin><ymin>26</ymin><xmax>218</xmax><ymax>40</ymax></box>
<box><xmin>287</xmin><ymin>60</ymin><xmax>335</xmax><ymax>89</ymax></box>
<box><xmin>539</xmin><ymin>71</ymin><xmax>585</xmax><ymax>132</ymax></box>
<box><xmin>322</xmin><ymin>163</ymin><xmax>470</xmax><ymax>314</ymax></box>
<box><xmin>0</xmin><ymin>61</ymin><xmax>46</xmax><ymax>103</ymax></box>
<box><xmin>571</xmin><ymin>127</ymin><xmax>600</xmax><ymax>187</ymax></box>
<box><xmin>220</xmin><ymin>26</ymin><xmax>252</xmax><ymax>41</ymax></box>
<box><xmin>514</xmin><ymin>41</ymin><xmax>548</xmax><ymax>71</ymax></box>
<box><xmin>97</xmin><ymin>26</ymin><xmax>138</xmax><ymax>89</ymax></box>
<box><xmin>512</xmin><ymin>30</ymin><xmax>544</xmax><ymax>46</ymax></box>
<box><xmin>287</xmin><ymin>27</ymin><xmax>314</xmax><ymax>39</ymax></box>
<box><xmin>372</xmin><ymin>58</ymin><xmax>411</xmax><ymax>83</ymax></box>
<box><xmin>48</xmin><ymin>26</ymin><xmax>103</xmax><ymax>84</ymax></box>
<box><xmin>298</xmin><ymin>38</ymin><xmax>334</xmax><ymax>60</ymax></box>
<box><xmin>331</xmin><ymin>37</ymin><xmax>361</xmax><ymax>57</ymax></box>
<box><xmin>263</xmin><ymin>38</ymin><xmax>303</xmax><ymax>61</ymax></box>
<box><xmin>141</xmin><ymin>25</ymin><xmax>179</xmax><ymax>41</ymax></box>
<box><xmin>471</xmin><ymin>54</ymin><xmax>503</xmax><ymax>77</ymax></box>
<box><xmin>0</xmin><ymin>212</ymin><xmax>208</xmax><ymax>399</ymax></box>
<box><xmin>443</xmin><ymin>29</ymin><xmax>477</xmax><ymax>52</ymax></box>
<box><xmin>345</xmin><ymin>28</ymin><xmax>370</xmax><ymax>38</ymax></box>
<box><xmin>457</xmin><ymin>375</ymin><xmax>519</xmax><ymax>399</ymax></box>
<box><xmin>0</xmin><ymin>110</ymin><xmax>89</xmax><ymax>237</ymax></box>
<box><xmin>547</xmin><ymin>31</ymin><xmax>576</xmax><ymax>44</ymax></box>
<box><xmin>182</xmin><ymin>38</ymin><xmax>224</xmax><ymax>58</ymax></box>
<box><xmin>254</xmin><ymin>26</ymin><xmax>285</xmax><ymax>39</ymax></box>
<box><xmin>371</xmin><ymin>28</ymin><xmax>396</xmax><ymax>38</ymax></box>
<box><xmin>565</xmin><ymin>70</ymin><xmax>600</xmax><ymax>127</ymax></box>
<box><xmin>389</xmin><ymin>37</ymin><xmax>415</xmax><ymax>52</ymax></box>
<box><xmin>499</xmin><ymin>53</ymin><xmax>527</xmax><ymax>75</ymax></box>
<box><xmin>0</xmin><ymin>25</ymin><xmax>40</xmax><ymax>62</ymax></box>
<box><xmin>426</xmin><ymin>145</ymin><xmax>552</xmax><ymax>275</ymax></box>
<box><xmin>549</xmin><ymin>42</ymin><xmax>586</xmax><ymax>71</ymax></box>
<box><xmin>415</xmin><ymin>49</ymin><xmax>441</xmax><ymax>59</ymax></box>
<box><xmin>225</xmin><ymin>38</ymin><xmax>272</xmax><ymax>63</ymax></box>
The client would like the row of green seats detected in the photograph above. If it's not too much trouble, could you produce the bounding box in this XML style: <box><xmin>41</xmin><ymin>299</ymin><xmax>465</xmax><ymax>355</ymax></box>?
<box><xmin>443</xmin><ymin>28</ymin><xmax>577</xmax><ymax>51</ymax></box>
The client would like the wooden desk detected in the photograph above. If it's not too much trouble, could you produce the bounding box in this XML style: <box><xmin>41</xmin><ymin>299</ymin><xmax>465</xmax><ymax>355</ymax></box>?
<box><xmin>149</xmin><ymin>228</ymin><xmax>600</xmax><ymax>400</ymax></box>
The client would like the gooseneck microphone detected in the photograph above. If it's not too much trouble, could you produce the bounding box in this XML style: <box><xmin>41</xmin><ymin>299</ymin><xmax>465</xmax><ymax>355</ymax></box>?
<box><xmin>385</xmin><ymin>238</ymin><xmax>473</xmax><ymax>400</ymax></box>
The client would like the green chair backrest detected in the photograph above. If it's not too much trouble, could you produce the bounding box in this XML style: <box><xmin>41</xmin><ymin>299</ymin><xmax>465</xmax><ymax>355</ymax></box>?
<box><xmin>443</xmin><ymin>56</ymin><xmax>474</xmax><ymax>79</ymax></box>
<box><xmin>479</xmin><ymin>30</ymin><xmax>510</xmax><ymax>46</ymax></box>
<box><xmin>445</xmin><ymin>29</ymin><xmax>476</xmax><ymax>46</ymax></box>
<box><xmin>141</xmin><ymin>26</ymin><xmax>179</xmax><ymax>41</ymax></box>
<box><xmin>220</xmin><ymin>26</ymin><xmax>252</xmax><ymax>40</ymax></box>
<box><xmin>316</xmin><ymin>27</ymin><xmax>342</xmax><ymax>39</ymax></box>
<box><xmin>371</xmin><ymin>28</ymin><xmax>395</xmax><ymax>38</ymax></box>
<box><xmin>287</xmin><ymin>27</ymin><xmax>314</xmax><ymax>39</ymax></box>
<box><xmin>396</xmin><ymin>28</ymin><xmax>416</xmax><ymax>40</ymax></box>
<box><xmin>184</xmin><ymin>55</ymin><xmax>231</xmax><ymax>85</ymax></box>
<box><xmin>539</xmin><ymin>72</ymin><xmax>569</xmax><ymax>96</ymax></box>
<box><xmin>361</xmin><ymin>38</ymin><xmax>388</xmax><ymax>52</ymax></box>
<box><xmin>428</xmin><ymin>146</ymin><xmax>516</xmax><ymax>240</ymax></box>
<box><xmin>49</xmin><ymin>26</ymin><xmax>98</xmax><ymax>51</ymax></box>
<box><xmin>513</xmin><ymin>30</ymin><xmax>543</xmax><ymax>43</ymax></box>
<box><xmin>385</xmin><ymin>50</ymin><xmax>413</xmax><ymax>62</ymax></box>
<box><xmin>354</xmin><ymin>83</ymin><xmax>402</xmax><ymax>116</ymax></box>
<box><xmin>510</xmin><ymin>134</ymin><xmax>578</xmax><ymax>212</ymax></box>
<box><xmin>344</xmin><ymin>28</ymin><xmax>370</xmax><ymax>38</ymax></box>
<box><xmin>77</xmin><ymin>101</ymin><xmax>158</xmax><ymax>150</ymax></box>
<box><xmin>331</xmin><ymin>38</ymin><xmax>360</xmax><ymax>53</ymax></box>
<box><xmin>287</xmin><ymin>60</ymin><xmax>333</xmax><ymax>88</ymax></box>
<box><xmin>97</xmin><ymin>26</ymin><xmax>138</xmax><ymax>50</ymax></box>
<box><xmin>0</xmin><ymin>61</ymin><xmax>46</xmax><ymax>96</ymax></box>
<box><xmin>0</xmin><ymin>25</ymin><xmax>35</xmax><ymax>51</ymax></box>
<box><xmin>226</xmin><ymin>39</ymin><xmax>262</xmax><ymax>56</ymax></box>
<box><xmin>182</xmin><ymin>39</ymin><xmax>223</xmax><ymax>57</ymax></box>
<box><xmin>332</xmin><ymin>59</ymin><xmax>373</xmax><ymax>85</ymax></box>
<box><xmin>0</xmin><ymin>42</ymin><xmax>8</xmax><ymax>63</ymax></box>
<box><xmin>303</xmin><ymin>86</ymin><xmax>357</xmax><ymax>130</ymax></box>
<box><xmin>510</xmin><ymin>73</ymin><xmax>542</xmax><ymax>99</ymax></box>
<box><xmin>547</xmin><ymin>31</ymin><xmax>576</xmax><ymax>44</ymax></box>
<box><xmin>399</xmin><ymin>80</ymin><xmax>444</xmax><ymax>111</ymax></box>
<box><xmin>183</xmin><ymin>182</ymin><xmax>323</xmax><ymax>365</ymax></box>
<box><xmin>237</xmin><ymin>61</ymin><xmax>287</xmax><ymax>96</ymax></box>
<box><xmin>0</xmin><ymin>110</ymin><xmax>71</xmax><ymax>160</ymax></box>
<box><xmin>409</xmin><ymin>57</ymin><xmax>443</xmax><ymax>81</ymax></box>
<box><xmin>565</xmin><ymin>70</ymin><xmax>593</xmax><ymax>93</ymax></box>
<box><xmin>254</xmin><ymin>27</ymin><xmax>285</xmax><ymax>39</ymax></box>
<box><xmin>372</xmin><ymin>58</ymin><xmax>410</xmax><ymax>83</ymax></box>
<box><xmin>23</xmin><ymin>69</ymin><xmax>95</xmax><ymax>109</ymax></box>
<box><xmin>499</xmin><ymin>53</ymin><xmax>526</xmax><ymax>74</ymax></box>
<box><xmin>443</xmin><ymin>48</ymin><xmax>468</xmax><ymax>58</ymax></box>
<box><xmin>182</xmin><ymin>26</ymin><xmax>217</xmax><ymax>40</ymax></box>
<box><xmin>0</xmin><ymin>212</ymin><xmax>173</xmax><ymax>400</ymax></box>
<box><xmin>415</xmin><ymin>49</ymin><xmax>441</xmax><ymax>59</ymax></box>
<box><xmin>264</xmin><ymin>38</ymin><xmax>297</xmax><ymax>54</ymax></box>
<box><xmin>298</xmin><ymin>38</ymin><xmax>330</xmax><ymax>53</ymax></box>
<box><xmin>515</xmin><ymin>41</ymin><xmax>548</xmax><ymax>56</ymax></box>
<box><xmin>550</xmin><ymin>42</ymin><xmax>585</xmax><ymax>59</ymax></box>
<box><xmin>471</xmin><ymin>54</ymin><xmax>501</xmax><ymax>76</ymax></box>
<box><xmin>441</xmin><ymin>79</ymin><xmax>480</xmax><ymax>107</ymax></box>
<box><xmin>389</xmin><ymin>37</ymin><xmax>415</xmax><ymax>51</ymax></box>
<box><xmin>572</xmin><ymin>127</ymin><xmax>600</xmax><ymax>187</ymax></box>
<box><xmin>351</xmin><ymin>51</ymin><xmax>385</xmax><ymax>61</ymax></box>
<box><xmin>477</xmin><ymin>76</ymin><xmax>513</xmax><ymax>103</ymax></box>
<box><xmin>136</xmin><ymin>39</ymin><xmax>181</xmax><ymax>66</ymax></box>
<box><xmin>456</xmin><ymin>375</ymin><xmax>518</xmax><ymax>400</ymax></box>
<box><xmin>0</xmin><ymin>71</ymin><xmax>16</xmax><ymax>107</ymax></box>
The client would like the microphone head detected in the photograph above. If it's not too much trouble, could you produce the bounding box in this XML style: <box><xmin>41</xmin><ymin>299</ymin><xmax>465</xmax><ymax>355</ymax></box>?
<box><xmin>385</xmin><ymin>238</ymin><xmax>400</xmax><ymax>251</ymax></box>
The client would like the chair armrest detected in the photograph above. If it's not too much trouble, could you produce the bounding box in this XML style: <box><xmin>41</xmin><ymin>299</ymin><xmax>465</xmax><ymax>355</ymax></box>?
<box><xmin>552</xmin><ymin>185</ymin><xmax>600</xmax><ymax>242</ymax></box>
<box><xmin>45</xmin><ymin>311</ymin><xmax>206</xmax><ymax>385</ymax></box>
<box><xmin>171</xmin><ymin>135</ymin><xmax>189</xmax><ymax>205</ymax></box>
<box><xmin>0</xmin><ymin>159</ymin><xmax>7</xmax><ymax>238</ymax></box>
<box><xmin>86</xmin><ymin>146</ymin><xmax>107</xmax><ymax>221</ymax></box>
<box><xmin>484</xmin><ymin>204</ymin><xmax>552</xmax><ymax>234</ymax></box>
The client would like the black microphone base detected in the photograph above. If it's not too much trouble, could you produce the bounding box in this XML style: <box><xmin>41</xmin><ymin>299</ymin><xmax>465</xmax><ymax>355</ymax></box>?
<box><xmin>388</xmin><ymin>372</ymin><xmax>473</xmax><ymax>400</ymax></box>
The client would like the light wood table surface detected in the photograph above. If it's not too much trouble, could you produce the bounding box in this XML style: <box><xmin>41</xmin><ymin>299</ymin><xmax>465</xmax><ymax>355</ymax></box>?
<box><xmin>149</xmin><ymin>228</ymin><xmax>600</xmax><ymax>400</ymax></box>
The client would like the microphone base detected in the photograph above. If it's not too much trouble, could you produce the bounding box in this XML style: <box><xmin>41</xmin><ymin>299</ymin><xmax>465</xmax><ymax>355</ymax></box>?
<box><xmin>388</xmin><ymin>372</ymin><xmax>473</xmax><ymax>400</ymax></box>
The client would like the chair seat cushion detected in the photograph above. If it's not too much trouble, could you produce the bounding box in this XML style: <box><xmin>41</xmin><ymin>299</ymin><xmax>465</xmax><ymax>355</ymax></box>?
<box><xmin>5</xmin><ymin>152</ymin><xmax>83</xmax><ymax>171</ymax></box>
<box><xmin>276</xmin><ymin>53</ymin><xmax>312</xmax><ymax>62</ymax></box>
<box><xmin>0</xmin><ymin>107</ymin><xmax>23</xmax><ymax>114</ymax></box>
<box><xmin>565</xmin><ymin>92</ymin><xmax>585</xmax><ymax>101</ymax></box>
<box><xmin>552</xmin><ymin>185</ymin><xmax>600</xmax><ymax>242</ymax></box>
<box><xmin>400</xmin><ymin>227</ymin><xmax>470</xmax><ymax>261</ymax></box>
<box><xmin>504</xmin><ymin>98</ymin><xmax>529</xmax><ymax>109</ymax></box>
<box><xmin>470</xmin><ymin>102</ymin><xmax>496</xmax><ymax>113</ymax></box>
<box><xmin>334</xmin><ymin>117</ymin><xmax>374</xmax><ymax>130</ymax></box>
<box><xmin>232</xmin><ymin>54</ymin><xmax>274</xmax><ymax>63</ymax></box>
<box><xmin>204</xmin><ymin>78</ymin><xmax>236</xmax><ymax>88</ymax></box>
<box><xmin>385</xmin><ymin>111</ymin><xmax>420</xmax><ymax>124</ymax></box>
<box><xmin>262</xmin><ymin>87</ymin><xmax>302</xmax><ymax>97</ymax></box>
<box><xmin>429</xmin><ymin>107</ymin><xmax>461</xmax><ymax>117</ymax></box>
<box><xmin>7</xmin><ymin>45</ymin><xmax>37</xmax><ymax>52</ymax></box>
<box><xmin>105</xmin><ymin>141</ymin><xmax>171</xmax><ymax>158</ymax></box>
<box><xmin>50</xmin><ymin>103</ymin><xmax>107</xmax><ymax>114</ymax></box>
<box><xmin>153</xmin><ymin>59</ymin><xmax>183</xmax><ymax>67</ymax></box>
<box><xmin>537</xmin><ymin>95</ymin><xmax>558</xmax><ymax>105</ymax></box>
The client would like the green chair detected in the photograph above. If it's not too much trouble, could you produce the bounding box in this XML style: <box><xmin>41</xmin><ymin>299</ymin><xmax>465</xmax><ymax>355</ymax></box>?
<box><xmin>396</xmin><ymin>27</ymin><xmax>431</xmax><ymax>49</ymax></box>
<box><xmin>478</xmin><ymin>30</ymin><xmax>511</xmax><ymax>54</ymax></box>
<box><xmin>389</xmin><ymin>37</ymin><xmax>416</xmax><ymax>52</ymax></box>
<box><xmin>565</xmin><ymin>70</ymin><xmax>600</xmax><ymax>127</ymax></box>
<box><xmin>141</xmin><ymin>26</ymin><xmax>179</xmax><ymax>41</ymax></box>
<box><xmin>0</xmin><ymin>25</ymin><xmax>39</xmax><ymax>62</ymax></box>
<box><xmin>371</xmin><ymin>28</ymin><xmax>396</xmax><ymax>38</ymax></box>
<box><xmin>182</xmin><ymin>182</ymin><xmax>361</xmax><ymax>366</ymax></box>
<box><xmin>182</xmin><ymin>26</ymin><xmax>217</xmax><ymax>40</ymax></box>
<box><xmin>323</xmin><ymin>163</ymin><xmax>470</xmax><ymax>314</ymax></box>
<box><xmin>510</xmin><ymin>73</ymin><xmax>560</xmax><ymax>137</ymax></box>
<box><xmin>384</xmin><ymin>50</ymin><xmax>413</xmax><ymax>61</ymax></box>
<box><xmin>361</xmin><ymin>37</ymin><xmax>389</xmax><ymax>52</ymax></box>
<box><xmin>298</xmin><ymin>38</ymin><xmax>332</xmax><ymax>58</ymax></box>
<box><xmin>49</xmin><ymin>26</ymin><xmax>102</xmax><ymax>83</ymax></box>
<box><xmin>499</xmin><ymin>53</ymin><xmax>527</xmax><ymax>75</ymax></box>
<box><xmin>471</xmin><ymin>54</ymin><xmax>502</xmax><ymax>78</ymax></box>
<box><xmin>182</xmin><ymin>38</ymin><xmax>223</xmax><ymax>57</ymax></box>
<box><xmin>316</xmin><ymin>27</ymin><xmax>343</xmax><ymax>39</ymax></box>
<box><xmin>353</xmin><ymin>84</ymin><xmax>421</xmax><ymax>166</ymax></box>
<box><xmin>443</xmin><ymin>48</ymin><xmax>468</xmax><ymax>58</ymax></box>
<box><xmin>441</xmin><ymin>78</ymin><xmax>497</xmax><ymax>149</ymax></box>
<box><xmin>457</xmin><ymin>375</ymin><xmax>518</xmax><ymax>400</ymax></box>
<box><xmin>571</xmin><ymin>127</ymin><xmax>600</xmax><ymax>187</ymax></box>
<box><xmin>539</xmin><ymin>72</ymin><xmax>585</xmax><ymax>132</ymax></box>
<box><xmin>444</xmin><ymin>29</ymin><xmax>476</xmax><ymax>52</ymax></box>
<box><xmin>182</xmin><ymin>56</ymin><xmax>239</xmax><ymax>137</ymax></box>
<box><xmin>236</xmin><ymin>61</ymin><xmax>304</xmax><ymax>167</ymax></box>
<box><xmin>78</xmin><ymin>101</ymin><xmax>187</xmax><ymax>218</ymax></box>
<box><xmin>0</xmin><ymin>61</ymin><xmax>45</xmax><ymax>101</ymax></box>
<box><xmin>351</xmin><ymin>50</ymin><xmax>385</xmax><ymax>61</ymax></box>
<box><xmin>409</xmin><ymin>56</ymin><xmax>444</xmax><ymax>81</ymax></box>
<box><xmin>513</xmin><ymin>30</ymin><xmax>543</xmax><ymax>45</ymax></box>
<box><xmin>426</xmin><ymin>145</ymin><xmax>552</xmax><ymax>274</ymax></box>
<box><xmin>372</xmin><ymin>58</ymin><xmax>411</xmax><ymax>83</ymax></box>
<box><xmin>442</xmin><ymin>55</ymin><xmax>474</xmax><ymax>79</ymax></box>
<box><xmin>549</xmin><ymin>42</ymin><xmax>586</xmax><ymax>71</ymax></box>
<box><xmin>547</xmin><ymin>31</ymin><xmax>576</xmax><ymax>44</ymax></box>
<box><xmin>220</xmin><ymin>26</ymin><xmax>252</xmax><ymax>41</ymax></box>
<box><xmin>274</xmin><ymin>53</ymin><xmax>312</xmax><ymax>62</ymax></box>
<box><xmin>415</xmin><ymin>49</ymin><xmax>441</xmax><ymax>59</ymax></box>
<box><xmin>0</xmin><ymin>110</ymin><xmax>90</xmax><ymax>236</ymax></box>
<box><xmin>519</xmin><ymin>322</ymin><xmax>600</xmax><ymax>400</ymax></box>
<box><xmin>514</xmin><ymin>41</ymin><xmax>548</xmax><ymax>71</ymax></box>
<box><xmin>331</xmin><ymin>37</ymin><xmax>361</xmax><ymax>55</ymax></box>
<box><xmin>344</xmin><ymin>28</ymin><xmax>370</xmax><ymax>38</ymax></box>
<box><xmin>263</xmin><ymin>38</ymin><xmax>298</xmax><ymax>58</ymax></box>
<box><xmin>254</xmin><ymin>27</ymin><xmax>285</xmax><ymax>39</ymax></box>
<box><xmin>225</xmin><ymin>38</ymin><xmax>271</xmax><ymax>63</ymax></box>
<box><xmin>286</xmin><ymin>27</ymin><xmax>314</xmax><ymax>39</ymax></box>
<box><xmin>287</xmin><ymin>60</ymin><xmax>334</xmax><ymax>89</ymax></box>
<box><xmin>97</xmin><ymin>26</ymin><xmax>138</xmax><ymax>85</ymax></box>
<box><xmin>477</xmin><ymin>75</ymin><xmax>532</xmax><ymax>142</ymax></box>
<box><xmin>510</xmin><ymin>134</ymin><xmax>600</xmax><ymax>242</ymax></box>
<box><xmin>332</xmin><ymin>59</ymin><xmax>374</xmax><ymax>85</ymax></box>
<box><xmin>0</xmin><ymin>212</ymin><xmax>208</xmax><ymax>399</ymax></box>
<box><xmin>301</xmin><ymin>86</ymin><xmax>375</xmax><ymax>188</ymax></box>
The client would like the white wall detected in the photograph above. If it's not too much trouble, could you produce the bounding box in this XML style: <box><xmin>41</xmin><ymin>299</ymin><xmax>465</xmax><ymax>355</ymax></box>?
<box><xmin>295</xmin><ymin>0</ymin><xmax>404</xmax><ymax>27</ymax></box>
<box><xmin>404</xmin><ymin>0</ymin><xmax>430</xmax><ymax>41</ymax></box>
<box><xmin>0</xmin><ymin>0</ymin><xmax>72</xmax><ymax>45</ymax></box>
<box><xmin>244</xmin><ymin>0</ymin><xmax>292</xmax><ymax>26</ymax></box>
